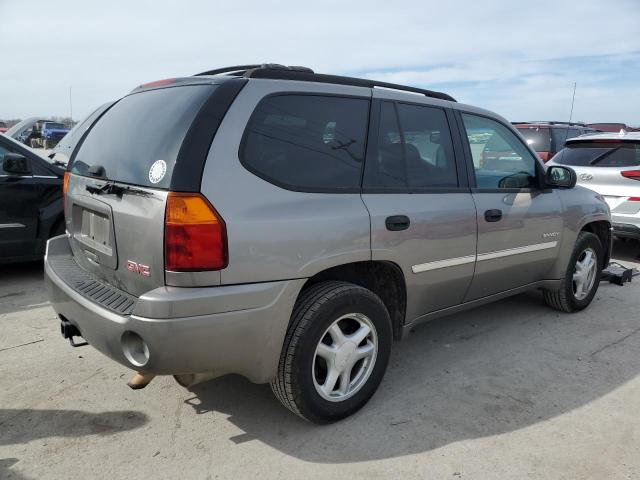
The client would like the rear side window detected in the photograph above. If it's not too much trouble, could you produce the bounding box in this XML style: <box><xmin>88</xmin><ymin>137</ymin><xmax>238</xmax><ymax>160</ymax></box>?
<box><xmin>241</xmin><ymin>94</ymin><xmax>369</xmax><ymax>192</ymax></box>
<box><xmin>364</xmin><ymin>101</ymin><xmax>458</xmax><ymax>190</ymax></box>
<box><xmin>553</xmin><ymin>143</ymin><xmax>640</xmax><ymax>167</ymax></box>
<box><xmin>71</xmin><ymin>85</ymin><xmax>215</xmax><ymax>188</ymax></box>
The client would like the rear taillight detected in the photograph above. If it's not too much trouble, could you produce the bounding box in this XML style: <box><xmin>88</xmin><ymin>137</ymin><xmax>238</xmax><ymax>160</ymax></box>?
<box><xmin>62</xmin><ymin>171</ymin><xmax>69</xmax><ymax>216</ymax></box>
<box><xmin>621</xmin><ymin>170</ymin><xmax>640</xmax><ymax>181</ymax></box>
<box><xmin>164</xmin><ymin>192</ymin><xmax>227</xmax><ymax>271</ymax></box>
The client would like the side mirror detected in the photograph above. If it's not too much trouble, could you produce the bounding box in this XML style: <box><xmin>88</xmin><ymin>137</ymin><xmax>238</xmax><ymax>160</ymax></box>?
<box><xmin>546</xmin><ymin>165</ymin><xmax>576</xmax><ymax>188</ymax></box>
<box><xmin>498</xmin><ymin>172</ymin><xmax>533</xmax><ymax>189</ymax></box>
<box><xmin>3</xmin><ymin>153</ymin><xmax>31</xmax><ymax>175</ymax></box>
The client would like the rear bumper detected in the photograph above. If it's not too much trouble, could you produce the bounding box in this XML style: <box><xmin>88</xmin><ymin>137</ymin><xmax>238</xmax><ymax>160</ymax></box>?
<box><xmin>612</xmin><ymin>222</ymin><xmax>640</xmax><ymax>239</ymax></box>
<box><xmin>45</xmin><ymin>235</ymin><xmax>305</xmax><ymax>383</ymax></box>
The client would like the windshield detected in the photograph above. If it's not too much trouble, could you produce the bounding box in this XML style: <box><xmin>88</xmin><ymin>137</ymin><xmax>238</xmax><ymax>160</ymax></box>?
<box><xmin>71</xmin><ymin>85</ymin><xmax>215</xmax><ymax>189</ymax></box>
<box><xmin>552</xmin><ymin>143</ymin><xmax>640</xmax><ymax>167</ymax></box>
<box><xmin>516</xmin><ymin>127</ymin><xmax>551</xmax><ymax>151</ymax></box>
<box><xmin>45</xmin><ymin>122</ymin><xmax>66</xmax><ymax>130</ymax></box>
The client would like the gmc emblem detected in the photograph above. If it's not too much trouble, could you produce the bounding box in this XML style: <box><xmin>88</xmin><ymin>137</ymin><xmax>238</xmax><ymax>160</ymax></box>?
<box><xmin>127</xmin><ymin>260</ymin><xmax>150</xmax><ymax>277</ymax></box>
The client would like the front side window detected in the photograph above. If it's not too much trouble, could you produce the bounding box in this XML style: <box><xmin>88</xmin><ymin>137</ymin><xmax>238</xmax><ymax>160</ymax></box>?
<box><xmin>242</xmin><ymin>94</ymin><xmax>369</xmax><ymax>191</ymax></box>
<box><xmin>462</xmin><ymin>114</ymin><xmax>538</xmax><ymax>189</ymax></box>
<box><xmin>365</xmin><ymin>101</ymin><xmax>458</xmax><ymax>190</ymax></box>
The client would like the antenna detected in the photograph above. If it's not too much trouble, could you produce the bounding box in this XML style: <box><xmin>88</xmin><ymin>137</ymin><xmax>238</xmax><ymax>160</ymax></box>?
<box><xmin>69</xmin><ymin>86</ymin><xmax>73</xmax><ymax>123</ymax></box>
<box><xmin>552</xmin><ymin>82</ymin><xmax>577</xmax><ymax>165</ymax></box>
<box><xmin>568</xmin><ymin>82</ymin><xmax>576</xmax><ymax>123</ymax></box>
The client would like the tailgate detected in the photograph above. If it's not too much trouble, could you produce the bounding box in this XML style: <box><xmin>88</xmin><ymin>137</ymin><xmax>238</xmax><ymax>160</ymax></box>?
<box><xmin>66</xmin><ymin>174</ymin><xmax>168</xmax><ymax>297</ymax></box>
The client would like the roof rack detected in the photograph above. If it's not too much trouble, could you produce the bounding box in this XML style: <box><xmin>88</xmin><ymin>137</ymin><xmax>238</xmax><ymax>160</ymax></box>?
<box><xmin>512</xmin><ymin>121</ymin><xmax>590</xmax><ymax>127</ymax></box>
<box><xmin>195</xmin><ymin>64</ymin><xmax>456</xmax><ymax>102</ymax></box>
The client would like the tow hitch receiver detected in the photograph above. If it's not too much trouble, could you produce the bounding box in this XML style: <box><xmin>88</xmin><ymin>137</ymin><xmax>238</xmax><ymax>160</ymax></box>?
<box><xmin>60</xmin><ymin>317</ymin><xmax>88</xmax><ymax>347</ymax></box>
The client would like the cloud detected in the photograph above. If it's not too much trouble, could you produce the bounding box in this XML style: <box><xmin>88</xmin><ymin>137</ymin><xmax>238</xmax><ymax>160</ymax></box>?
<box><xmin>1</xmin><ymin>0</ymin><xmax>639</xmax><ymax>123</ymax></box>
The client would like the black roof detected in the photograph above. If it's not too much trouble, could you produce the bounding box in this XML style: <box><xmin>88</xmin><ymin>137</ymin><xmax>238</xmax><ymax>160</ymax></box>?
<box><xmin>195</xmin><ymin>64</ymin><xmax>456</xmax><ymax>102</ymax></box>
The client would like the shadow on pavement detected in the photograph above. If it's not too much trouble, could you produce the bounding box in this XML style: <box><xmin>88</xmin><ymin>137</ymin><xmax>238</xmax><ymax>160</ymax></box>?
<box><xmin>0</xmin><ymin>261</ymin><xmax>49</xmax><ymax>315</ymax></box>
<box><xmin>611</xmin><ymin>238</ymin><xmax>640</xmax><ymax>265</ymax></box>
<box><xmin>0</xmin><ymin>409</ymin><xmax>148</xmax><ymax>447</ymax></box>
<box><xmin>0</xmin><ymin>408</ymin><xmax>147</xmax><ymax>479</ymax></box>
<box><xmin>0</xmin><ymin>458</ymin><xmax>31</xmax><ymax>480</ymax></box>
<box><xmin>185</xmin><ymin>284</ymin><xmax>640</xmax><ymax>463</ymax></box>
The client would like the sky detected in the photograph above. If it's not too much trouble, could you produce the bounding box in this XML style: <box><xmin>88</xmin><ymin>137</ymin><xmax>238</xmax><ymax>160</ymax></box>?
<box><xmin>1</xmin><ymin>0</ymin><xmax>639</xmax><ymax>124</ymax></box>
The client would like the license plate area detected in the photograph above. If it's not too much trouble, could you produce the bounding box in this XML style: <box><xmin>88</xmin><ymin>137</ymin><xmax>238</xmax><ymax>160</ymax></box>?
<box><xmin>70</xmin><ymin>195</ymin><xmax>118</xmax><ymax>270</ymax></box>
<box><xmin>79</xmin><ymin>209</ymin><xmax>112</xmax><ymax>254</ymax></box>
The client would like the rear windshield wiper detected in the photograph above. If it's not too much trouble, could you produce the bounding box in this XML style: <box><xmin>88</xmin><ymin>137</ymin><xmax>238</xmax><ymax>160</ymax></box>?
<box><xmin>86</xmin><ymin>181</ymin><xmax>151</xmax><ymax>198</ymax></box>
<box><xmin>589</xmin><ymin>147</ymin><xmax>621</xmax><ymax>166</ymax></box>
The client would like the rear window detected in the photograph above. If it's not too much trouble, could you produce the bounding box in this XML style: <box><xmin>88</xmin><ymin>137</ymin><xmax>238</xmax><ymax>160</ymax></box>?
<box><xmin>552</xmin><ymin>143</ymin><xmax>640</xmax><ymax>167</ymax></box>
<box><xmin>516</xmin><ymin>127</ymin><xmax>551</xmax><ymax>151</ymax></box>
<box><xmin>71</xmin><ymin>85</ymin><xmax>215</xmax><ymax>188</ymax></box>
<box><xmin>241</xmin><ymin>94</ymin><xmax>369</xmax><ymax>192</ymax></box>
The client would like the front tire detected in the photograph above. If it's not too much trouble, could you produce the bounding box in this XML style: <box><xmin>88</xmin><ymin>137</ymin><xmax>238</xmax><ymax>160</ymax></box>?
<box><xmin>543</xmin><ymin>231</ymin><xmax>603</xmax><ymax>312</ymax></box>
<box><xmin>271</xmin><ymin>281</ymin><xmax>392</xmax><ymax>423</ymax></box>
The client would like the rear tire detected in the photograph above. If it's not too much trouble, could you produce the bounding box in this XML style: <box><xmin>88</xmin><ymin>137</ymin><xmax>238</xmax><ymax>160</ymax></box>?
<box><xmin>543</xmin><ymin>231</ymin><xmax>603</xmax><ymax>312</ymax></box>
<box><xmin>271</xmin><ymin>281</ymin><xmax>392</xmax><ymax>423</ymax></box>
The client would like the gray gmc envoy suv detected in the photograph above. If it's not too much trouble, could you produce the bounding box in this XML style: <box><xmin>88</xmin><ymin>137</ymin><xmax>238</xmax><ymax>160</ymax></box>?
<box><xmin>45</xmin><ymin>64</ymin><xmax>612</xmax><ymax>423</ymax></box>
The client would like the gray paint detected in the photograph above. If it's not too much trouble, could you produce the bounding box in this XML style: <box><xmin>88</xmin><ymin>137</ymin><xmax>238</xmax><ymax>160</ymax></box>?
<box><xmin>45</xmin><ymin>77</ymin><xmax>612</xmax><ymax>384</ymax></box>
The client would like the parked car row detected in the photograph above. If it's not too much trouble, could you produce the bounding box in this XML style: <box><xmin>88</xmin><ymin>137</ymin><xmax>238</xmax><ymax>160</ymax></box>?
<box><xmin>5</xmin><ymin>118</ymin><xmax>70</xmax><ymax>149</ymax></box>
<box><xmin>513</xmin><ymin>121</ymin><xmax>600</xmax><ymax>162</ymax></box>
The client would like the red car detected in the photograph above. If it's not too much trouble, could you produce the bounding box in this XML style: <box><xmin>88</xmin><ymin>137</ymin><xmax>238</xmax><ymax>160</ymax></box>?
<box><xmin>586</xmin><ymin>123</ymin><xmax>640</xmax><ymax>133</ymax></box>
<box><xmin>0</xmin><ymin>121</ymin><xmax>8</xmax><ymax>134</ymax></box>
<box><xmin>513</xmin><ymin>122</ymin><xmax>598</xmax><ymax>162</ymax></box>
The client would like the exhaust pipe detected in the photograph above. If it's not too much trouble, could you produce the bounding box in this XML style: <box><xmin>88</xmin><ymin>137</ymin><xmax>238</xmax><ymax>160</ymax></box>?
<box><xmin>173</xmin><ymin>372</ymin><xmax>219</xmax><ymax>389</ymax></box>
<box><xmin>127</xmin><ymin>372</ymin><xmax>156</xmax><ymax>390</ymax></box>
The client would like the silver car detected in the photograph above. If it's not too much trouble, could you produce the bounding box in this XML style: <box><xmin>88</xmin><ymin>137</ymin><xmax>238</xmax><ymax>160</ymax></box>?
<box><xmin>548</xmin><ymin>131</ymin><xmax>640</xmax><ymax>239</ymax></box>
<box><xmin>45</xmin><ymin>64</ymin><xmax>611</xmax><ymax>423</ymax></box>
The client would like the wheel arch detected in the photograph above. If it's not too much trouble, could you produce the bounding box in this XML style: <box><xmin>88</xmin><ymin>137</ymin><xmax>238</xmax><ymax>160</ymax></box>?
<box><xmin>298</xmin><ymin>261</ymin><xmax>407</xmax><ymax>341</ymax></box>
<box><xmin>580</xmin><ymin>220</ymin><xmax>612</xmax><ymax>268</ymax></box>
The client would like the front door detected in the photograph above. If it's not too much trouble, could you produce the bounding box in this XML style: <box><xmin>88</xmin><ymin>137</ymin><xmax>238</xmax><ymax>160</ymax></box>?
<box><xmin>457</xmin><ymin>112</ymin><xmax>564</xmax><ymax>300</ymax></box>
<box><xmin>0</xmin><ymin>140</ymin><xmax>39</xmax><ymax>259</ymax></box>
<box><xmin>361</xmin><ymin>96</ymin><xmax>477</xmax><ymax>321</ymax></box>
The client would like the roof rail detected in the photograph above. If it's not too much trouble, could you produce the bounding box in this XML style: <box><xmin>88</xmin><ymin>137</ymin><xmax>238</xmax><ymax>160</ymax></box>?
<box><xmin>194</xmin><ymin>64</ymin><xmax>456</xmax><ymax>102</ymax></box>
<box><xmin>512</xmin><ymin>120</ymin><xmax>589</xmax><ymax>127</ymax></box>
<box><xmin>195</xmin><ymin>65</ymin><xmax>263</xmax><ymax>76</ymax></box>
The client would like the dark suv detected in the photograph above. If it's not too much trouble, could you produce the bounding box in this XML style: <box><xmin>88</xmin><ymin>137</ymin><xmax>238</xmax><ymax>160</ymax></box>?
<box><xmin>514</xmin><ymin>122</ymin><xmax>598</xmax><ymax>162</ymax></box>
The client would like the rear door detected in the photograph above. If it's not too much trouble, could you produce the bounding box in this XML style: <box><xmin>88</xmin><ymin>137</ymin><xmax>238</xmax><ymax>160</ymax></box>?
<box><xmin>457</xmin><ymin>112</ymin><xmax>564</xmax><ymax>300</ymax></box>
<box><xmin>361</xmin><ymin>95</ymin><xmax>477</xmax><ymax>321</ymax></box>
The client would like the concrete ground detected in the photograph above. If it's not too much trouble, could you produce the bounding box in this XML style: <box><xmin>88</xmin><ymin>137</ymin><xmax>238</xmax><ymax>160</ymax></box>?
<box><xmin>1</xmin><ymin>241</ymin><xmax>639</xmax><ymax>480</ymax></box>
